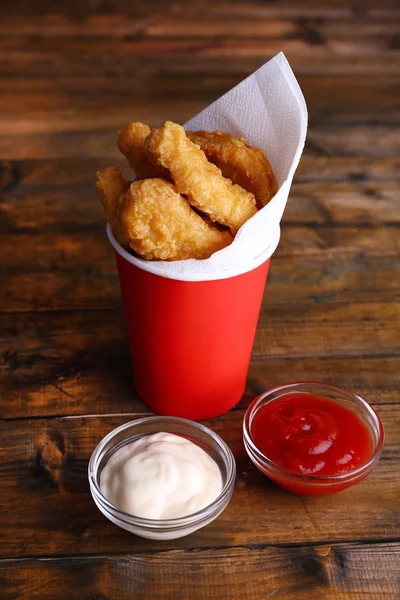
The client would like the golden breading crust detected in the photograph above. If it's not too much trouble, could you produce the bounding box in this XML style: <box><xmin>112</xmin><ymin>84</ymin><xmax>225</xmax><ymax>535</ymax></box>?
<box><xmin>145</xmin><ymin>121</ymin><xmax>257</xmax><ymax>235</ymax></box>
<box><xmin>187</xmin><ymin>130</ymin><xmax>278</xmax><ymax>209</ymax></box>
<box><xmin>117</xmin><ymin>122</ymin><xmax>169</xmax><ymax>180</ymax></box>
<box><xmin>120</xmin><ymin>178</ymin><xmax>233</xmax><ymax>261</ymax></box>
<box><xmin>95</xmin><ymin>167</ymin><xmax>130</xmax><ymax>247</ymax></box>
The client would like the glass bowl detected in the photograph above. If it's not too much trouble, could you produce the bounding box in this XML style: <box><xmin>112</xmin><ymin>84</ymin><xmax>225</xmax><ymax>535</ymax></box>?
<box><xmin>243</xmin><ymin>382</ymin><xmax>384</xmax><ymax>496</ymax></box>
<box><xmin>89</xmin><ymin>416</ymin><xmax>236</xmax><ymax>539</ymax></box>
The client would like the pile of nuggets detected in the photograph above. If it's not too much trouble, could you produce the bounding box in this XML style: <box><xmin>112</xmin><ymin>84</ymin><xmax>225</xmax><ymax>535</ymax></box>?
<box><xmin>96</xmin><ymin>121</ymin><xmax>278</xmax><ymax>261</ymax></box>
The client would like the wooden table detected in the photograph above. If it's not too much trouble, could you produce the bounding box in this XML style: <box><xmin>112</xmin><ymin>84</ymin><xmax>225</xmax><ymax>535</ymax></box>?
<box><xmin>1</xmin><ymin>1</ymin><xmax>399</xmax><ymax>598</ymax></box>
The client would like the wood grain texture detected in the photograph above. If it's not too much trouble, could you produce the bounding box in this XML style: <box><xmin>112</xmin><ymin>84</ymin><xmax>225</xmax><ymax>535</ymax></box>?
<box><xmin>0</xmin><ymin>408</ymin><xmax>398</xmax><ymax>559</ymax></box>
<box><xmin>1</xmin><ymin>303</ymin><xmax>399</xmax><ymax>414</ymax></box>
<box><xmin>0</xmin><ymin>542</ymin><xmax>399</xmax><ymax>600</ymax></box>
<box><xmin>1</xmin><ymin>170</ymin><xmax>399</xmax><ymax>234</ymax></box>
<box><xmin>3</xmin><ymin>0</ymin><xmax>400</xmax><ymax>17</ymax></box>
<box><xmin>1</xmin><ymin>308</ymin><xmax>399</xmax><ymax>417</ymax></box>
<box><xmin>2</xmin><ymin>125</ymin><xmax>399</xmax><ymax>160</ymax></box>
<box><xmin>1</xmin><ymin>223</ymin><xmax>400</xmax><ymax>311</ymax></box>
<box><xmin>0</xmin><ymin>73</ymin><xmax>398</xmax><ymax>126</ymax></box>
<box><xmin>0</xmin><ymin>14</ymin><xmax>399</xmax><ymax>37</ymax></box>
<box><xmin>2</xmin><ymin>50</ymin><xmax>400</xmax><ymax>82</ymax></box>
<box><xmin>1</xmin><ymin>156</ymin><xmax>399</xmax><ymax>187</ymax></box>
<box><xmin>0</xmin><ymin>0</ymin><xmax>399</xmax><ymax>597</ymax></box>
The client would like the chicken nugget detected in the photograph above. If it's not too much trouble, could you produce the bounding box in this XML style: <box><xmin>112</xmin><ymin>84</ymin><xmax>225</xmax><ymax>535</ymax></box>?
<box><xmin>95</xmin><ymin>166</ymin><xmax>130</xmax><ymax>247</ymax></box>
<box><xmin>121</xmin><ymin>178</ymin><xmax>233</xmax><ymax>261</ymax></box>
<box><xmin>187</xmin><ymin>130</ymin><xmax>278</xmax><ymax>209</ymax></box>
<box><xmin>145</xmin><ymin>121</ymin><xmax>257</xmax><ymax>235</ymax></box>
<box><xmin>117</xmin><ymin>122</ymin><xmax>169</xmax><ymax>180</ymax></box>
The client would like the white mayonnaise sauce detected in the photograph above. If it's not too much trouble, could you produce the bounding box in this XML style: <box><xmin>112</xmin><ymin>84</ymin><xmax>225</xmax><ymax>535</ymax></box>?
<box><xmin>100</xmin><ymin>432</ymin><xmax>222</xmax><ymax>519</ymax></box>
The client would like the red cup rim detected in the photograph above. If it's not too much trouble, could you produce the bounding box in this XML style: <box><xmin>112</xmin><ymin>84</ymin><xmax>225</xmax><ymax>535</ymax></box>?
<box><xmin>243</xmin><ymin>381</ymin><xmax>385</xmax><ymax>484</ymax></box>
<box><xmin>106</xmin><ymin>224</ymin><xmax>280</xmax><ymax>282</ymax></box>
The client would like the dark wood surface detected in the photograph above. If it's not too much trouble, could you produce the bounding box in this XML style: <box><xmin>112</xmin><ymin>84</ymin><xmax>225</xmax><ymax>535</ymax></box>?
<box><xmin>1</xmin><ymin>1</ymin><xmax>399</xmax><ymax>598</ymax></box>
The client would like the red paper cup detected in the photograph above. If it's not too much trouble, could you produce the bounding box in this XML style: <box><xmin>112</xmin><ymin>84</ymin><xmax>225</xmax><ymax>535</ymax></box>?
<box><xmin>107</xmin><ymin>225</ymin><xmax>279</xmax><ymax>420</ymax></box>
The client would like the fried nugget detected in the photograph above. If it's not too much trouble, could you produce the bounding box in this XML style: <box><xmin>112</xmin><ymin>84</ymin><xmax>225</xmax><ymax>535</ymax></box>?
<box><xmin>121</xmin><ymin>178</ymin><xmax>233</xmax><ymax>261</ymax></box>
<box><xmin>145</xmin><ymin>121</ymin><xmax>257</xmax><ymax>235</ymax></box>
<box><xmin>95</xmin><ymin>166</ymin><xmax>130</xmax><ymax>247</ymax></box>
<box><xmin>187</xmin><ymin>130</ymin><xmax>278</xmax><ymax>209</ymax></box>
<box><xmin>117</xmin><ymin>122</ymin><xmax>169</xmax><ymax>180</ymax></box>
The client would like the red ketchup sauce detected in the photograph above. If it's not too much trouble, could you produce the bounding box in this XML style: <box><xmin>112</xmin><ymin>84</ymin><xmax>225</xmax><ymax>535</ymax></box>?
<box><xmin>251</xmin><ymin>393</ymin><xmax>373</xmax><ymax>495</ymax></box>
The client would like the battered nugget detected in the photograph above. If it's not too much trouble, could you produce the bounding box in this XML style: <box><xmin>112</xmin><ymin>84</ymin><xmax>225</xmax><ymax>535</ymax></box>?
<box><xmin>117</xmin><ymin>122</ymin><xmax>169</xmax><ymax>180</ymax></box>
<box><xmin>187</xmin><ymin>130</ymin><xmax>278</xmax><ymax>209</ymax></box>
<box><xmin>120</xmin><ymin>178</ymin><xmax>233</xmax><ymax>261</ymax></box>
<box><xmin>95</xmin><ymin>166</ymin><xmax>130</xmax><ymax>247</ymax></box>
<box><xmin>145</xmin><ymin>122</ymin><xmax>257</xmax><ymax>235</ymax></box>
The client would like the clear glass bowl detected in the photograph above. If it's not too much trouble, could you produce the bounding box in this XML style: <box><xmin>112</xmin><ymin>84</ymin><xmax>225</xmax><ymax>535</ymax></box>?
<box><xmin>243</xmin><ymin>382</ymin><xmax>384</xmax><ymax>496</ymax></box>
<box><xmin>89</xmin><ymin>416</ymin><xmax>236</xmax><ymax>539</ymax></box>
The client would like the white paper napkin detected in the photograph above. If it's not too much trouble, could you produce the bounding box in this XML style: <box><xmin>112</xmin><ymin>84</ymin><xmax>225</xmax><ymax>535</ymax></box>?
<box><xmin>111</xmin><ymin>52</ymin><xmax>307</xmax><ymax>281</ymax></box>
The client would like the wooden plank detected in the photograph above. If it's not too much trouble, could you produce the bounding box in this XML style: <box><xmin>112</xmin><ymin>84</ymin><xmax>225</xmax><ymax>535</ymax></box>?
<box><xmin>1</xmin><ymin>73</ymin><xmax>397</xmax><ymax>107</ymax></box>
<box><xmin>5</xmin><ymin>36</ymin><xmax>396</xmax><ymax>60</ymax></box>
<box><xmin>0</xmin><ymin>37</ymin><xmax>398</xmax><ymax>66</ymax></box>
<box><xmin>284</xmin><ymin>181</ymin><xmax>399</xmax><ymax>225</ymax></box>
<box><xmin>254</xmin><ymin>302</ymin><xmax>400</xmax><ymax>359</ymax></box>
<box><xmin>295</xmin><ymin>156</ymin><xmax>400</xmax><ymax>183</ymax></box>
<box><xmin>2</xmin><ymin>178</ymin><xmax>398</xmax><ymax>233</ymax></box>
<box><xmin>0</xmin><ymin>73</ymin><xmax>398</xmax><ymax>142</ymax></box>
<box><xmin>2</xmin><ymin>156</ymin><xmax>399</xmax><ymax>233</ymax></box>
<box><xmin>1</xmin><ymin>305</ymin><xmax>399</xmax><ymax>418</ymax></box>
<box><xmin>2</xmin><ymin>157</ymin><xmax>399</xmax><ymax>189</ymax></box>
<box><xmin>0</xmin><ymin>14</ymin><xmax>398</xmax><ymax>38</ymax></box>
<box><xmin>0</xmin><ymin>217</ymin><xmax>395</xmax><ymax>266</ymax></box>
<box><xmin>1</xmin><ymin>50</ymin><xmax>399</xmax><ymax>79</ymax></box>
<box><xmin>0</xmin><ymin>232</ymin><xmax>400</xmax><ymax>312</ymax></box>
<box><xmin>0</xmin><ymin>542</ymin><xmax>399</xmax><ymax>600</ymax></box>
<box><xmin>0</xmin><ymin>407</ymin><xmax>398</xmax><ymax>558</ymax></box>
<box><xmin>1</xmin><ymin>350</ymin><xmax>399</xmax><ymax>419</ymax></box>
<box><xmin>277</xmin><ymin>226</ymin><xmax>400</xmax><ymax>258</ymax></box>
<box><xmin>1</xmin><ymin>124</ymin><xmax>398</xmax><ymax>160</ymax></box>
<box><xmin>186</xmin><ymin>0</ymin><xmax>400</xmax><ymax>18</ymax></box>
<box><xmin>244</xmin><ymin>357</ymin><xmax>400</xmax><ymax>407</ymax></box>
<box><xmin>306</xmin><ymin>126</ymin><xmax>400</xmax><ymax>158</ymax></box>
<box><xmin>0</xmin><ymin>100</ymin><xmax>202</xmax><ymax>140</ymax></box>
<box><xmin>2</xmin><ymin>0</ymin><xmax>400</xmax><ymax>20</ymax></box>
<box><xmin>265</xmin><ymin>254</ymin><xmax>400</xmax><ymax>306</ymax></box>
<box><xmin>0</xmin><ymin>16</ymin><xmax>297</xmax><ymax>38</ymax></box>
<box><xmin>0</xmin><ymin>92</ymin><xmax>398</xmax><ymax>138</ymax></box>
<box><xmin>0</xmin><ymin>8</ymin><xmax>398</xmax><ymax>80</ymax></box>
<box><xmin>0</xmin><ymin>18</ymin><xmax>398</xmax><ymax>59</ymax></box>
<box><xmin>1</xmin><ymin>222</ymin><xmax>399</xmax><ymax>311</ymax></box>
<box><xmin>1</xmin><ymin>176</ymin><xmax>399</xmax><ymax>234</ymax></box>
<box><xmin>140</xmin><ymin>17</ymin><xmax>400</xmax><ymax>39</ymax></box>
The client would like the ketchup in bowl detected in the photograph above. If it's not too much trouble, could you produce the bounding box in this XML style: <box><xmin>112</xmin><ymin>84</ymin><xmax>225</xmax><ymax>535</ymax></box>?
<box><xmin>243</xmin><ymin>382</ymin><xmax>384</xmax><ymax>496</ymax></box>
